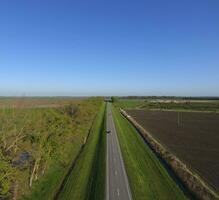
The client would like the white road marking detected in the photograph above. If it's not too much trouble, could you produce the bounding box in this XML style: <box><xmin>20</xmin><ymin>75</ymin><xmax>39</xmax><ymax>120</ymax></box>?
<box><xmin>106</xmin><ymin>103</ymin><xmax>133</xmax><ymax>200</ymax></box>
<box><xmin>111</xmin><ymin>107</ymin><xmax>133</xmax><ymax>200</ymax></box>
<box><xmin>117</xmin><ymin>188</ymin><xmax>120</xmax><ymax>196</ymax></box>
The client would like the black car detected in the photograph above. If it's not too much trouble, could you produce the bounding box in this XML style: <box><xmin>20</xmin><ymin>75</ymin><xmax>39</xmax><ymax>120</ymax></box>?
<box><xmin>107</xmin><ymin>130</ymin><xmax>111</xmax><ymax>134</ymax></box>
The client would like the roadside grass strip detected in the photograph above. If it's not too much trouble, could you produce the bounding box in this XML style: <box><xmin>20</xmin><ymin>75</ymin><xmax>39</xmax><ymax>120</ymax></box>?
<box><xmin>87</xmin><ymin>106</ymin><xmax>106</xmax><ymax>200</ymax></box>
<box><xmin>57</xmin><ymin>103</ymin><xmax>106</xmax><ymax>200</ymax></box>
<box><xmin>112</xmin><ymin>105</ymin><xmax>187</xmax><ymax>200</ymax></box>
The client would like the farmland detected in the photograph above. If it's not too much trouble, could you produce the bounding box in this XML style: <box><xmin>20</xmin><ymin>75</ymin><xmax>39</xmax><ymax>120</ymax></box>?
<box><xmin>112</xmin><ymin>105</ymin><xmax>187</xmax><ymax>200</ymax></box>
<box><xmin>125</xmin><ymin>109</ymin><xmax>219</xmax><ymax>195</ymax></box>
<box><xmin>115</xmin><ymin>97</ymin><xmax>219</xmax><ymax>112</ymax></box>
<box><xmin>0</xmin><ymin>97</ymin><xmax>104</xmax><ymax>199</ymax></box>
<box><xmin>140</xmin><ymin>101</ymin><xmax>219</xmax><ymax>112</ymax></box>
<box><xmin>114</xmin><ymin>98</ymin><xmax>145</xmax><ymax>109</ymax></box>
<box><xmin>1</xmin><ymin>96</ymin><xmax>218</xmax><ymax>200</ymax></box>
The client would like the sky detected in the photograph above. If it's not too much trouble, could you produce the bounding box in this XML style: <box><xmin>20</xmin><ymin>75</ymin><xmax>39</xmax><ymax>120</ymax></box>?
<box><xmin>0</xmin><ymin>0</ymin><xmax>219</xmax><ymax>96</ymax></box>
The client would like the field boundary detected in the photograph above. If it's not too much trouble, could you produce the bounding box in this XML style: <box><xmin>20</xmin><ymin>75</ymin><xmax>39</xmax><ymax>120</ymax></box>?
<box><xmin>120</xmin><ymin>109</ymin><xmax>219</xmax><ymax>200</ymax></box>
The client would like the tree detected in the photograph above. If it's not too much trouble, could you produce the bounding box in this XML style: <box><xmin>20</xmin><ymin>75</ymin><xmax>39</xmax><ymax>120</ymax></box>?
<box><xmin>0</xmin><ymin>151</ymin><xmax>14</xmax><ymax>198</ymax></box>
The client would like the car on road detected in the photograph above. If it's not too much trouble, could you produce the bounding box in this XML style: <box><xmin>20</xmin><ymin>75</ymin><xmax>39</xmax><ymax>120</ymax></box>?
<box><xmin>107</xmin><ymin>130</ymin><xmax>111</xmax><ymax>134</ymax></box>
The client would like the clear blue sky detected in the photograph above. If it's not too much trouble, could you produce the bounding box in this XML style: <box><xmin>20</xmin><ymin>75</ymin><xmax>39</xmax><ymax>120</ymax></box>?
<box><xmin>0</xmin><ymin>0</ymin><xmax>219</xmax><ymax>96</ymax></box>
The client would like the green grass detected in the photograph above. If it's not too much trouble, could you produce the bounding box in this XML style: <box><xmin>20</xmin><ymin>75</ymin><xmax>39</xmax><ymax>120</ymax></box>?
<box><xmin>13</xmin><ymin>98</ymin><xmax>103</xmax><ymax>200</ymax></box>
<box><xmin>115</xmin><ymin>99</ymin><xmax>145</xmax><ymax>109</ymax></box>
<box><xmin>141</xmin><ymin>101</ymin><xmax>219</xmax><ymax>112</ymax></box>
<box><xmin>115</xmin><ymin>98</ymin><xmax>219</xmax><ymax>112</ymax></box>
<box><xmin>21</xmin><ymin>164</ymin><xmax>67</xmax><ymax>200</ymax></box>
<box><xmin>111</xmin><ymin>104</ymin><xmax>187</xmax><ymax>200</ymax></box>
<box><xmin>87</xmin><ymin>106</ymin><xmax>106</xmax><ymax>200</ymax></box>
<box><xmin>57</xmin><ymin>103</ymin><xmax>106</xmax><ymax>200</ymax></box>
<box><xmin>20</xmin><ymin>110</ymin><xmax>95</xmax><ymax>200</ymax></box>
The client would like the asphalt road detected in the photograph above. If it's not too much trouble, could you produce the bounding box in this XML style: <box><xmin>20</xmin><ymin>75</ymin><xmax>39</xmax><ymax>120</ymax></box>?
<box><xmin>106</xmin><ymin>103</ymin><xmax>132</xmax><ymax>200</ymax></box>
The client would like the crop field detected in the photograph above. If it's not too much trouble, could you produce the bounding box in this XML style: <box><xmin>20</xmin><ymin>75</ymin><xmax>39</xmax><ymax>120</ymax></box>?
<box><xmin>116</xmin><ymin>98</ymin><xmax>219</xmax><ymax>112</ymax></box>
<box><xmin>125</xmin><ymin>109</ymin><xmax>219</xmax><ymax>194</ymax></box>
<box><xmin>0</xmin><ymin>97</ymin><xmax>104</xmax><ymax>199</ymax></box>
<box><xmin>112</xmin><ymin>106</ymin><xmax>187</xmax><ymax>200</ymax></box>
<box><xmin>140</xmin><ymin>101</ymin><xmax>219</xmax><ymax>112</ymax></box>
<box><xmin>114</xmin><ymin>99</ymin><xmax>145</xmax><ymax>109</ymax></box>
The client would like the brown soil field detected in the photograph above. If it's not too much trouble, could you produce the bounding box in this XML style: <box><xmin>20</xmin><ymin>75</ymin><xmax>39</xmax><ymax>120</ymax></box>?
<box><xmin>125</xmin><ymin>109</ymin><xmax>219</xmax><ymax>193</ymax></box>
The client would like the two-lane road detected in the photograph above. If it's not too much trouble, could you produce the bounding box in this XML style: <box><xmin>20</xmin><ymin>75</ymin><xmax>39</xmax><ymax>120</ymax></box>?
<box><xmin>106</xmin><ymin>103</ymin><xmax>132</xmax><ymax>200</ymax></box>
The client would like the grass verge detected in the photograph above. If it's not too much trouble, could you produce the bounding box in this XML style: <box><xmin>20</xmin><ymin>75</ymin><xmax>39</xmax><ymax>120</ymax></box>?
<box><xmin>111</xmin><ymin>105</ymin><xmax>187</xmax><ymax>200</ymax></box>
<box><xmin>56</xmin><ymin>102</ymin><xmax>106</xmax><ymax>200</ymax></box>
<box><xmin>86</xmin><ymin>105</ymin><xmax>106</xmax><ymax>200</ymax></box>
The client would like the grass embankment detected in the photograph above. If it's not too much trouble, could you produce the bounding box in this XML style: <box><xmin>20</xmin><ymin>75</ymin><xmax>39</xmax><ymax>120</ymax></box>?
<box><xmin>111</xmin><ymin>105</ymin><xmax>187</xmax><ymax>200</ymax></box>
<box><xmin>57</xmin><ymin>102</ymin><xmax>106</xmax><ymax>200</ymax></box>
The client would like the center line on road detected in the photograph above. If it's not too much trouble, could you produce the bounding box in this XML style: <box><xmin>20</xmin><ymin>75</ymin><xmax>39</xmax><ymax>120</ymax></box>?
<box><xmin>106</xmin><ymin>103</ymin><xmax>132</xmax><ymax>200</ymax></box>
<box><xmin>117</xmin><ymin>188</ymin><xmax>120</xmax><ymax>196</ymax></box>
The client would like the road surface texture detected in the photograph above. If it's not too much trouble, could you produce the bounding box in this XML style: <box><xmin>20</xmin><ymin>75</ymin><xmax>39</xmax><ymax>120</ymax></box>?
<box><xmin>106</xmin><ymin>103</ymin><xmax>132</xmax><ymax>200</ymax></box>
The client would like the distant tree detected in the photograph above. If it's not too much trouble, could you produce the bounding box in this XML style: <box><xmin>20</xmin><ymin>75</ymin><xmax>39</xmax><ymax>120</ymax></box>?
<box><xmin>111</xmin><ymin>97</ymin><xmax>117</xmax><ymax>103</ymax></box>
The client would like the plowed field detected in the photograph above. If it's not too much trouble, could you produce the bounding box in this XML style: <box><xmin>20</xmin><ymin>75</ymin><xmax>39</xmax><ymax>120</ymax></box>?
<box><xmin>126</xmin><ymin>109</ymin><xmax>219</xmax><ymax>193</ymax></box>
